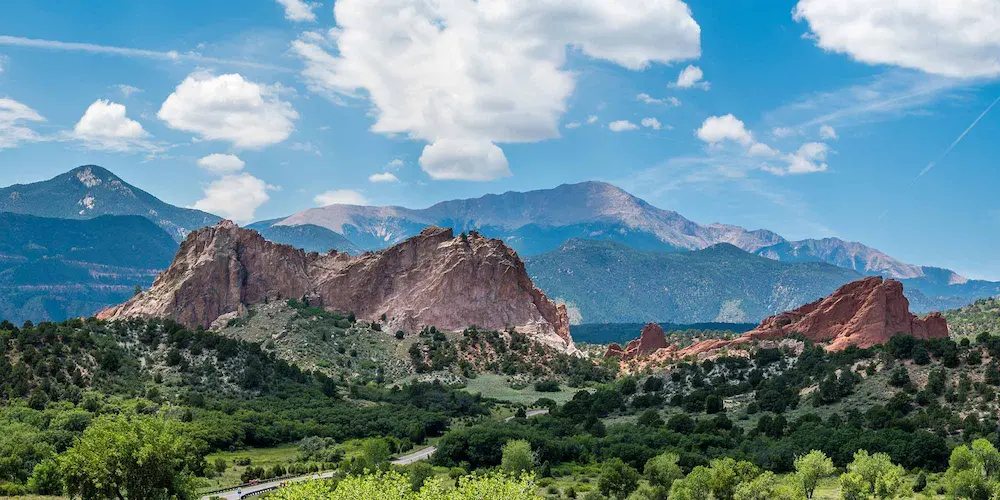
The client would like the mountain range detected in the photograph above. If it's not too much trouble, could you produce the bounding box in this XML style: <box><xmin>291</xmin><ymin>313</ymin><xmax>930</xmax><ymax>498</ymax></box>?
<box><xmin>0</xmin><ymin>165</ymin><xmax>997</xmax><ymax>324</ymax></box>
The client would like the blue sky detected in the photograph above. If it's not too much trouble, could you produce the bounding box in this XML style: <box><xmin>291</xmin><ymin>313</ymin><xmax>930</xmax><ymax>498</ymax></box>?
<box><xmin>0</xmin><ymin>0</ymin><xmax>999</xmax><ymax>278</ymax></box>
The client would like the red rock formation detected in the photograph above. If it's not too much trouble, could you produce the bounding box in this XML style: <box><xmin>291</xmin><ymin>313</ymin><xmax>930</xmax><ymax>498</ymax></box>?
<box><xmin>99</xmin><ymin>222</ymin><xmax>576</xmax><ymax>353</ymax></box>
<box><xmin>605</xmin><ymin>323</ymin><xmax>668</xmax><ymax>360</ymax></box>
<box><xmin>675</xmin><ymin>276</ymin><xmax>949</xmax><ymax>358</ymax></box>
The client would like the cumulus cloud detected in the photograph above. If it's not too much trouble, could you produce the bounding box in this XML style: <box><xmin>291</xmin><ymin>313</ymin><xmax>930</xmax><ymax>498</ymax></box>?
<box><xmin>418</xmin><ymin>139</ymin><xmax>511</xmax><ymax>181</ymax></box>
<box><xmin>191</xmin><ymin>173</ymin><xmax>275</xmax><ymax>222</ymax></box>
<box><xmin>793</xmin><ymin>0</ymin><xmax>1000</xmax><ymax>78</ymax></box>
<box><xmin>564</xmin><ymin>122</ymin><xmax>581</xmax><ymax>129</ymax></box>
<box><xmin>197</xmin><ymin>153</ymin><xmax>245</xmax><ymax>174</ymax></box>
<box><xmin>0</xmin><ymin>55</ymin><xmax>7</xmax><ymax>73</ymax></box>
<box><xmin>784</xmin><ymin>142</ymin><xmax>831</xmax><ymax>174</ymax></box>
<box><xmin>609</xmin><ymin>120</ymin><xmax>639</xmax><ymax>132</ymax></box>
<box><xmin>0</xmin><ymin>97</ymin><xmax>45</xmax><ymax>150</ymax></box>
<box><xmin>674</xmin><ymin>65</ymin><xmax>710</xmax><ymax>89</ymax></box>
<box><xmin>819</xmin><ymin>124</ymin><xmax>838</xmax><ymax>140</ymax></box>
<box><xmin>748</xmin><ymin>142</ymin><xmax>779</xmax><ymax>157</ymax></box>
<box><xmin>386</xmin><ymin>159</ymin><xmax>404</xmax><ymax>169</ymax></box>
<box><xmin>641</xmin><ymin>117</ymin><xmax>664</xmax><ymax>130</ymax></box>
<box><xmin>697</xmin><ymin>114</ymin><xmax>752</xmax><ymax>145</ymax></box>
<box><xmin>315</xmin><ymin>189</ymin><xmax>368</xmax><ymax>206</ymax></box>
<box><xmin>587</xmin><ymin>115</ymin><xmax>599</xmax><ymax>124</ymax></box>
<box><xmin>771</xmin><ymin>126</ymin><xmax>796</xmax><ymax>138</ymax></box>
<box><xmin>158</xmin><ymin>72</ymin><xmax>298</xmax><ymax>149</ymax></box>
<box><xmin>369</xmin><ymin>172</ymin><xmax>400</xmax><ymax>183</ymax></box>
<box><xmin>276</xmin><ymin>0</ymin><xmax>318</xmax><ymax>22</ymax></box>
<box><xmin>71</xmin><ymin>99</ymin><xmax>155</xmax><ymax>152</ymax></box>
<box><xmin>291</xmin><ymin>0</ymin><xmax>701</xmax><ymax>180</ymax></box>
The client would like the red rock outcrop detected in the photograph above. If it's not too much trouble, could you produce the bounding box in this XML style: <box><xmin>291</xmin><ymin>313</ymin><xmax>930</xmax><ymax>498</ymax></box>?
<box><xmin>674</xmin><ymin>276</ymin><xmax>949</xmax><ymax>358</ymax></box>
<box><xmin>99</xmin><ymin>222</ymin><xmax>576</xmax><ymax>353</ymax></box>
<box><xmin>604</xmin><ymin>323</ymin><xmax>668</xmax><ymax>359</ymax></box>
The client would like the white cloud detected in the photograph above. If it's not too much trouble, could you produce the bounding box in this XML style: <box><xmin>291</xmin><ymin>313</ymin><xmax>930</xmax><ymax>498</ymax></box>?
<box><xmin>674</xmin><ymin>65</ymin><xmax>710</xmax><ymax>89</ymax></box>
<box><xmin>290</xmin><ymin>141</ymin><xmax>321</xmax><ymax>156</ymax></box>
<box><xmin>276</xmin><ymin>0</ymin><xmax>318</xmax><ymax>22</ymax></box>
<box><xmin>158</xmin><ymin>72</ymin><xmax>298</xmax><ymax>149</ymax></box>
<box><xmin>192</xmin><ymin>173</ymin><xmax>275</xmax><ymax>222</ymax></box>
<box><xmin>197</xmin><ymin>153</ymin><xmax>245</xmax><ymax>174</ymax></box>
<box><xmin>697</xmin><ymin>114</ymin><xmax>752</xmax><ymax>145</ymax></box>
<box><xmin>637</xmin><ymin>94</ymin><xmax>682</xmax><ymax>107</ymax></box>
<box><xmin>748</xmin><ymin>142</ymin><xmax>779</xmax><ymax>157</ymax></box>
<box><xmin>0</xmin><ymin>35</ymin><xmax>289</xmax><ymax>72</ymax></box>
<box><xmin>819</xmin><ymin>124</ymin><xmax>838</xmax><ymax>140</ymax></box>
<box><xmin>115</xmin><ymin>84</ymin><xmax>142</xmax><ymax>97</ymax></box>
<box><xmin>565</xmin><ymin>122</ymin><xmax>582</xmax><ymax>129</ymax></box>
<box><xmin>386</xmin><ymin>158</ymin><xmax>404</xmax><ymax>169</ymax></box>
<box><xmin>71</xmin><ymin>99</ymin><xmax>154</xmax><ymax>152</ymax></box>
<box><xmin>771</xmin><ymin>126</ymin><xmax>795</xmax><ymax>138</ymax></box>
<box><xmin>793</xmin><ymin>0</ymin><xmax>1000</xmax><ymax>78</ymax></box>
<box><xmin>315</xmin><ymin>189</ymin><xmax>368</xmax><ymax>206</ymax></box>
<box><xmin>369</xmin><ymin>172</ymin><xmax>400</xmax><ymax>183</ymax></box>
<box><xmin>291</xmin><ymin>0</ymin><xmax>701</xmax><ymax>181</ymax></box>
<box><xmin>0</xmin><ymin>55</ymin><xmax>6</xmax><ymax>73</ymax></box>
<box><xmin>783</xmin><ymin>142</ymin><xmax>831</xmax><ymax>174</ymax></box>
<box><xmin>609</xmin><ymin>120</ymin><xmax>639</xmax><ymax>132</ymax></box>
<box><xmin>587</xmin><ymin>115</ymin><xmax>599</xmax><ymax>124</ymax></box>
<box><xmin>418</xmin><ymin>139</ymin><xmax>511</xmax><ymax>181</ymax></box>
<box><xmin>0</xmin><ymin>97</ymin><xmax>45</xmax><ymax>150</ymax></box>
<box><xmin>641</xmin><ymin>117</ymin><xmax>663</xmax><ymax>130</ymax></box>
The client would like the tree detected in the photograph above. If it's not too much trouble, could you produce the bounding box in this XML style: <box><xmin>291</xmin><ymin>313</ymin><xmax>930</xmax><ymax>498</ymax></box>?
<box><xmin>60</xmin><ymin>413</ymin><xmax>200</xmax><ymax>500</ymax></box>
<box><xmin>500</xmin><ymin>439</ymin><xmax>535</xmax><ymax>477</ymax></box>
<box><xmin>407</xmin><ymin>462</ymin><xmax>435</xmax><ymax>491</ymax></box>
<box><xmin>670</xmin><ymin>465</ymin><xmax>713</xmax><ymax>500</ymax></box>
<box><xmin>637</xmin><ymin>409</ymin><xmax>664</xmax><ymax>428</ymax></box>
<box><xmin>708</xmin><ymin>457</ymin><xmax>760</xmax><ymax>500</ymax></box>
<box><xmin>644</xmin><ymin>452</ymin><xmax>683</xmax><ymax>500</ymax></box>
<box><xmin>794</xmin><ymin>450</ymin><xmax>835</xmax><ymax>499</ymax></box>
<box><xmin>705</xmin><ymin>395</ymin><xmax>724</xmax><ymax>414</ymax></box>
<box><xmin>888</xmin><ymin>367</ymin><xmax>910</xmax><ymax>388</ymax></box>
<box><xmin>598</xmin><ymin>458</ymin><xmax>640</xmax><ymax>499</ymax></box>
<box><xmin>27</xmin><ymin>459</ymin><xmax>62</xmax><ymax>495</ymax></box>
<box><xmin>667</xmin><ymin>413</ymin><xmax>694</xmax><ymax>433</ymax></box>
<box><xmin>838</xmin><ymin>450</ymin><xmax>905</xmax><ymax>500</ymax></box>
<box><xmin>362</xmin><ymin>438</ymin><xmax>391</xmax><ymax>471</ymax></box>
<box><xmin>946</xmin><ymin>439</ymin><xmax>1000</xmax><ymax>500</ymax></box>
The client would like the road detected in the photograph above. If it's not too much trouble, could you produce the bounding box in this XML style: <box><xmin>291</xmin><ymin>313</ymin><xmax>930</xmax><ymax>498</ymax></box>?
<box><xmin>204</xmin><ymin>446</ymin><xmax>438</xmax><ymax>499</ymax></box>
<box><xmin>391</xmin><ymin>445</ymin><xmax>437</xmax><ymax>465</ymax></box>
<box><xmin>204</xmin><ymin>471</ymin><xmax>335</xmax><ymax>500</ymax></box>
<box><xmin>504</xmin><ymin>408</ymin><xmax>550</xmax><ymax>422</ymax></box>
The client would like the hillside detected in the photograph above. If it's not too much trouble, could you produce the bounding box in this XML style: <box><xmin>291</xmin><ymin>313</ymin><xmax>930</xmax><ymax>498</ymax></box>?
<box><xmin>0</xmin><ymin>213</ymin><xmax>178</xmax><ymax>323</ymax></box>
<box><xmin>525</xmin><ymin>239</ymin><xmax>864</xmax><ymax>324</ymax></box>
<box><xmin>247</xmin><ymin>220</ymin><xmax>361</xmax><ymax>254</ymax></box>
<box><xmin>945</xmin><ymin>297</ymin><xmax>1000</xmax><ymax>338</ymax></box>
<box><xmin>0</xmin><ymin>165</ymin><xmax>220</xmax><ymax>241</ymax></box>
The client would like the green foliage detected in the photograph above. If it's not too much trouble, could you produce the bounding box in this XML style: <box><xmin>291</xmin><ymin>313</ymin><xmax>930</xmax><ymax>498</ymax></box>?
<box><xmin>838</xmin><ymin>450</ymin><xmax>906</xmax><ymax>499</ymax></box>
<box><xmin>501</xmin><ymin>439</ymin><xmax>536</xmax><ymax>476</ymax></box>
<box><xmin>945</xmin><ymin>439</ymin><xmax>1000</xmax><ymax>500</ymax></box>
<box><xmin>60</xmin><ymin>412</ymin><xmax>200</xmax><ymax>500</ymax></box>
<box><xmin>534</xmin><ymin>380</ymin><xmax>560</xmax><ymax>392</ymax></box>
<box><xmin>265</xmin><ymin>470</ymin><xmax>541</xmax><ymax>499</ymax></box>
<box><xmin>643</xmin><ymin>452</ymin><xmax>682</xmax><ymax>499</ymax></box>
<box><xmin>794</xmin><ymin>450</ymin><xmax>835</xmax><ymax>499</ymax></box>
<box><xmin>598</xmin><ymin>458</ymin><xmax>640</xmax><ymax>499</ymax></box>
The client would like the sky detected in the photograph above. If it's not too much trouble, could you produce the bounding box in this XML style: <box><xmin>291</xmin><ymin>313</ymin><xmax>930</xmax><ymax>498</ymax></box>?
<box><xmin>0</xmin><ymin>0</ymin><xmax>999</xmax><ymax>278</ymax></box>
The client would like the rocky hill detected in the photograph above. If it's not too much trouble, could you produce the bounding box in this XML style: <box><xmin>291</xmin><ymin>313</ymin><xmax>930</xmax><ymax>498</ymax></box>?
<box><xmin>525</xmin><ymin>239</ymin><xmax>864</xmax><ymax>324</ymax></box>
<box><xmin>99</xmin><ymin>222</ymin><xmax>576</xmax><ymax>353</ymax></box>
<box><xmin>0</xmin><ymin>213</ymin><xmax>178</xmax><ymax>323</ymax></box>
<box><xmin>0</xmin><ymin>165</ymin><xmax>220</xmax><ymax>241</ymax></box>
<box><xmin>673</xmin><ymin>276</ymin><xmax>949</xmax><ymax>358</ymax></box>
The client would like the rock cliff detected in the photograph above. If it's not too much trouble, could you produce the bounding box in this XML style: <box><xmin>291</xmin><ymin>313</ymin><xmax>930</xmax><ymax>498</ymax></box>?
<box><xmin>605</xmin><ymin>323</ymin><xmax>670</xmax><ymax>359</ymax></box>
<box><xmin>99</xmin><ymin>222</ymin><xmax>576</xmax><ymax>353</ymax></box>
<box><xmin>674</xmin><ymin>276</ymin><xmax>949</xmax><ymax>358</ymax></box>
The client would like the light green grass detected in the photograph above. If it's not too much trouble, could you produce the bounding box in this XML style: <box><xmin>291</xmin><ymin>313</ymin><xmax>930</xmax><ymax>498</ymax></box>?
<box><xmin>199</xmin><ymin>444</ymin><xmax>300</xmax><ymax>492</ymax></box>
<box><xmin>458</xmin><ymin>374</ymin><xmax>580</xmax><ymax>405</ymax></box>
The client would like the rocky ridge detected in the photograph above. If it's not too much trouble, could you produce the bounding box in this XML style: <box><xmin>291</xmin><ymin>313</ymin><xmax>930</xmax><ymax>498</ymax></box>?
<box><xmin>606</xmin><ymin>277</ymin><xmax>949</xmax><ymax>360</ymax></box>
<box><xmin>98</xmin><ymin>221</ymin><xmax>576</xmax><ymax>354</ymax></box>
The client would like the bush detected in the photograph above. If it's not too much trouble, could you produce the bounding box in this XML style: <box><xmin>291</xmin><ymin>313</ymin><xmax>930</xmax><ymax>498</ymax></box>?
<box><xmin>534</xmin><ymin>380</ymin><xmax>561</xmax><ymax>392</ymax></box>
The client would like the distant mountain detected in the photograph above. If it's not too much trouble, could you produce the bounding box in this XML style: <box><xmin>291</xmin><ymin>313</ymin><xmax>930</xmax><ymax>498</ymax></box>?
<box><xmin>0</xmin><ymin>213</ymin><xmax>178</xmax><ymax>323</ymax></box>
<box><xmin>246</xmin><ymin>219</ymin><xmax>361</xmax><ymax>254</ymax></box>
<box><xmin>0</xmin><ymin>165</ymin><xmax>220</xmax><ymax>241</ymax></box>
<box><xmin>524</xmin><ymin>239</ymin><xmax>866</xmax><ymax>324</ymax></box>
<box><xmin>260</xmin><ymin>181</ymin><xmax>997</xmax><ymax>309</ymax></box>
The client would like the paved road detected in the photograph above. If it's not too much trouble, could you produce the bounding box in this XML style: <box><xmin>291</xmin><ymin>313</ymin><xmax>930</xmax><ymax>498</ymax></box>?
<box><xmin>204</xmin><ymin>445</ymin><xmax>438</xmax><ymax>499</ymax></box>
<box><xmin>504</xmin><ymin>408</ymin><xmax>550</xmax><ymax>422</ymax></box>
<box><xmin>204</xmin><ymin>471</ymin><xmax>335</xmax><ymax>500</ymax></box>
<box><xmin>391</xmin><ymin>445</ymin><xmax>437</xmax><ymax>465</ymax></box>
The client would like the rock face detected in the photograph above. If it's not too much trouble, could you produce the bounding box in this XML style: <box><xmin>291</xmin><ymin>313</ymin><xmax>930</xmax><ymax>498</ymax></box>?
<box><xmin>99</xmin><ymin>222</ymin><xmax>577</xmax><ymax>353</ymax></box>
<box><xmin>675</xmin><ymin>276</ymin><xmax>949</xmax><ymax>358</ymax></box>
<box><xmin>605</xmin><ymin>323</ymin><xmax>668</xmax><ymax>359</ymax></box>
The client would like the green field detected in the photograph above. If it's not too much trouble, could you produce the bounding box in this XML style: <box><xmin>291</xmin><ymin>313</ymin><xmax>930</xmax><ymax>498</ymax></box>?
<box><xmin>200</xmin><ymin>444</ymin><xmax>301</xmax><ymax>492</ymax></box>
<box><xmin>458</xmin><ymin>374</ymin><xmax>581</xmax><ymax>405</ymax></box>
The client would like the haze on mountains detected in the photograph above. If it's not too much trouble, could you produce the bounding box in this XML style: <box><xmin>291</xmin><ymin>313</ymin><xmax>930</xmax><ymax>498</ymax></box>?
<box><xmin>1</xmin><ymin>166</ymin><xmax>997</xmax><ymax>324</ymax></box>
